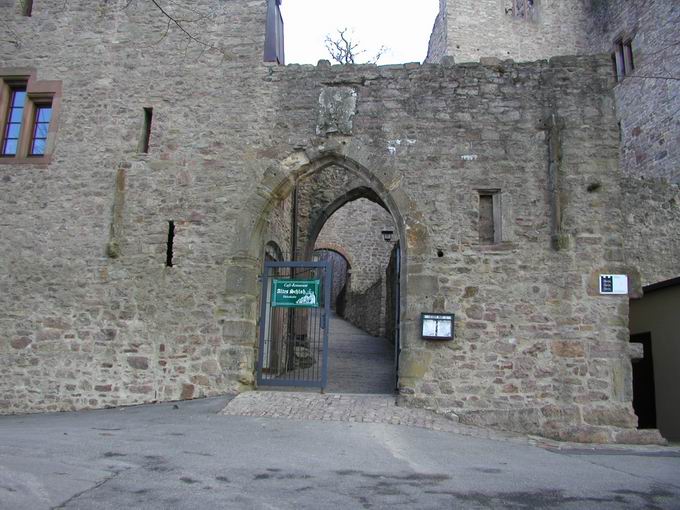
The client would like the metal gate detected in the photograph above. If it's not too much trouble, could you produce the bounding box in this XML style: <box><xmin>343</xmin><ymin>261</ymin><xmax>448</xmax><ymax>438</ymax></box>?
<box><xmin>257</xmin><ymin>260</ymin><xmax>332</xmax><ymax>389</ymax></box>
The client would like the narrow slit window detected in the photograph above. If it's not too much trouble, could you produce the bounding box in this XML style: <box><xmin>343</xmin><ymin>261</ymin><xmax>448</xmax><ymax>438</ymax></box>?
<box><xmin>1</xmin><ymin>87</ymin><xmax>26</xmax><ymax>156</ymax></box>
<box><xmin>141</xmin><ymin>107</ymin><xmax>153</xmax><ymax>153</ymax></box>
<box><xmin>478</xmin><ymin>191</ymin><xmax>502</xmax><ymax>245</ymax></box>
<box><xmin>22</xmin><ymin>0</ymin><xmax>33</xmax><ymax>16</ymax></box>
<box><xmin>617</xmin><ymin>40</ymin><xmax>626</xmax><ymax>79</ymax></box>
<box><xmin>166</xmin><ymin>221</ymin><xmax>175</xmax><ymax>267</ymax></box>
<box><xmin>29</xmin><ymin>103</ymin><xmax>51</xmax><ymax>156</ymax></box>
<box><xmin>624</xmin><ymin>40</ymin><xmax>635</xmax><ymax>72</ymax></box>
<box><xmin>611</xmin><ymin>54</ymin><xmax>618</xmax><ymax>80</ymax></box>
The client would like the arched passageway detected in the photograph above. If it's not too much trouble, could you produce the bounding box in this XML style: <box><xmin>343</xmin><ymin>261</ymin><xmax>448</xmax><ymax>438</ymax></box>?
<box><xmin>311</xmin><ymin>196</ymin><xmax>400</xmax><ymax>394</ymax></box>
<box><xmin>241</xmin><ymin>154</ymin><xmax>410</xmax><ymax>395</ymax></box>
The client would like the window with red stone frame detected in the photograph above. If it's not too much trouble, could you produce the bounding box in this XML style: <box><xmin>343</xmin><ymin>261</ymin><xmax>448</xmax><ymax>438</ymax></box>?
<box><xmin>0</xmin><ymin>70</ymin><xmax>61</xmax><ymax>164</ymax></box>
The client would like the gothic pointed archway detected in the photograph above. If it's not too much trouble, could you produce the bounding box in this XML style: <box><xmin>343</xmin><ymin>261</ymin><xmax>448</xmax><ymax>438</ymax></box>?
<box><xmin>224</xmin><ymin>151</ymin><xmax>426</xmax><ymax>394</ymax></box>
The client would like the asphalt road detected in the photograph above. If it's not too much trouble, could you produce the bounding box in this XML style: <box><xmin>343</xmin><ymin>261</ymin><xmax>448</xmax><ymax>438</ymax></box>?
<box><xmin>1</xmin><ymin>397</ymin><xmax>679</xmax><ymax>509</ymax></box>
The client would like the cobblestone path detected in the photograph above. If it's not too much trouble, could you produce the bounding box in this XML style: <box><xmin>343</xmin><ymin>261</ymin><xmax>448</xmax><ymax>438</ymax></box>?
<box><xmin>234</xmin><ymin>314</ymin><xmax>526</xmax><ymax>441</ymax></box>
<box><xmin>222</xmin><ymin>391</ymin><xmax>525</xmax><ymax>442</ymax></box>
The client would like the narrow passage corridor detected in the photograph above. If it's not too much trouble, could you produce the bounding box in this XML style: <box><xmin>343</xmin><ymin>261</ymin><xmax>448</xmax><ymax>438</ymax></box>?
<box><xmin>325</xmin><ymin>313</ymin><xmax>395</xmax><ymax>394</ymax></box>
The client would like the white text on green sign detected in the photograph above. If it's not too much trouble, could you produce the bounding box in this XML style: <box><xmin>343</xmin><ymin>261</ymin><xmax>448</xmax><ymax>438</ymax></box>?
<box><xmin>271</xmin><ymin>279</ymin><xmax>320</xmax><ymax>308</ymax></box>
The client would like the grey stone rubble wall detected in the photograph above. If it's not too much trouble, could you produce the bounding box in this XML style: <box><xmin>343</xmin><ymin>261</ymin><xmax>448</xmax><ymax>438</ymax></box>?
<box><xmin>426</xmin><ymin>0</ymin><xmax>591</xmax><ymax>64</ymax></box>
<box><xmin>425</xmin><ymin>0</ymin><xmax>448</xmax><ymax>64</ymax></box>
<box><xmin>622</xmin><ymin>178</ymin><xmax>680</xmax><ymax>287</ymax></box>
<box><xmin>265</xmin><ymin>194</ymin><xmax>293</xmax><ymax>260</ymax></box>
<box><xmin>312</xmin><ymin>249</ymin><xmax>349</xmax><ymax>309</ymax></box>
<box><xmin>584</xmin><ymin>0</ymin><xmax>680</xmax><ymax>286</ymax></box>
<box><xmin>0</xmin><ymin>0</ymin><xmax>275</xmax><ymax>412</ymax></box>
<box><xmin>586</xmin><ymin>0</ymin><xmax>680</xmax><ymax>184</ymax></box>
<box><xmin>315</xmin><ymin>198</ymin><xmax>396</xmax><ymax>293</ymax></box>
<box><xmin>424</xmin><ymin>0</ymin><xmax>680</xmax><ymax>290</ymax></box>
<box><xmin>343</xmin><ymin>277</ymin><xmax>387</xmax><ymax>338</ymax></box>
<box><xmin>0</xmin><ymin>0</ymin><xmax>673</xmax><ymax>443</ymax></box>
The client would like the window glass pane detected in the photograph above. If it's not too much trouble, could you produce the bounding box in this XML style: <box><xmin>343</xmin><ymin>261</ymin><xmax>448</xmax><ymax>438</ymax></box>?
<box><xmin>35</xmin><ymin>123</ymin><xmax>49</xmax><ymax>139</ymax></box>
<box><xmin>31</xmin><ymin>139</ymin><xmax>46</xmax><ymax>155</ymax></box>
<box><xmin>7</xmin><ymin>123</ymin><xmax>21</xmax><ymax>139</ymax></box>
<box><xmin>13</xmin><ymin>91</ymin><xmax>26</xmax><ymax>107</ymax></box>
<box><xmin>3</xmin><ymin>139</ymin><xmax>18</xmax><ymax>155</ymax></box>
<box><xmin>10</xmin><ymin>107</ymin><xmax>24</xmax><ymax>123</ymax></box>
<box><xmin>38</xmin><ymin>107</ymin><xmax>52</xmax><ymax>122</ymax></box>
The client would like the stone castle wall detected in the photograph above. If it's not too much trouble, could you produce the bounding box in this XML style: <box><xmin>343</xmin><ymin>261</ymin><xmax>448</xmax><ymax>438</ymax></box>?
<box><xmin>425</xmin><ymin>0</ymin><xmax>680</xmax><ymax>292</ymax></box>
<box><xmin>584</xmin><ymin>0</ymin><xmax>680</xmax><ymax>285</ymax></box>
<box><xmin>426</xmin><ymin>0</ymin><xmax>448</xmax><ymax>64</ymax></box>
<box><xmin>0</xmin><ymin>0</ymin><xmax>276</xmax><ymax>411</ymax></box>
<box><xmin>315</xmin><ymin>198</ymin><xmax>396</xmax><ymax>292</ymax></box>
<box><xmin>0</xmin><ymin>0</ymin><xmax>675</xmax><ymax>443</ymax></box>
<box><xmin>344</xmin><ymin>278</ymin><xmax>387</xmax><ymax>338</ymax></box>
<box><xmin>586</xmin><ymin>0</ymin><xmax>680</xmax><ymax>184</ymax></box>
<box><xmin>427</xmin><ymin>0</ymin><xmax>591</xmax><ymax>64</ymax></box>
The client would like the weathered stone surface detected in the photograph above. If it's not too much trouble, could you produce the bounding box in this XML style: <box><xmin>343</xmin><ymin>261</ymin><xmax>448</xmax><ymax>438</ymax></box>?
<box><xmin>316</xmin><ymin>87</ymin><xmax>357</xmax><ymax>136</ymax></box>
<box><xmin>10</xmin><ymin>337</ymin><xmax>31</xmax><ymax>350</ymax></box>
<box><xmin>551</xmin><ymin>341</ymin><xmax>585</xmax><ymax>358</ymax></box>
<box><xmin>583</xmin><ymin>404</ymin><xmax>637</xmax><ymax>428</ymax></box>
<box><xmin>613</xmin><ymin>428</ymin><xmax>667</xmax><ymax>446</ymax></box>
<box><xmin>551</xmin><ymin>426</ymin><xmax>614</xmax><ymax>444</ymax></box>
<box><xmin>127</xmin><ymin>357</ymin><xmax>149</xmax><ymax>370</ymax></box>
<box><xmin>457</xmin><ymin>408</ymin><xmax>543</xmax><ymax>436</ymax></box>
<box><xmin>180</xmin><ymin>384</ymin><xmax>195</xmax><ymax>400</ymax></box>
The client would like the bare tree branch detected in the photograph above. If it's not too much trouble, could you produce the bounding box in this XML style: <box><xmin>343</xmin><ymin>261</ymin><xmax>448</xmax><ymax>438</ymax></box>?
<box><xmin>147</xmin><ymin>0</ymin><xmax>215</xmax><ymax>49</ymax></box>
<box><xmin>324</xmin><ymin>28</ymin><xmax>387</xmax><ymax>65</ymax></box>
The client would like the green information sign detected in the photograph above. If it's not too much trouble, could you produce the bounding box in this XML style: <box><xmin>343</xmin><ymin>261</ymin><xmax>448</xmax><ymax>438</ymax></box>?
<box><xmin>271</xmin><ymin>279</ymin><xmax>321</xmax><ymax>308</ymax></box>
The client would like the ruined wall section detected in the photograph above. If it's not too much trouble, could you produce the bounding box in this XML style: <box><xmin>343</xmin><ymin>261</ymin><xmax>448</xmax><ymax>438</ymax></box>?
<box><xmin>266</xmin><ymin>56</ymin><xmax>657</xmax><ymax>442</ymax></box>
<box><xmin>425</xmin><ymin>0</ymin><xmax>448</xmax><ymax>63</ymax></box>
<box><xmin>264</xmin><ymin>194</ymin><xmax>292</xmax><ymax>260</ymax></box>
<box><xmin>344</xmin><ymin>278</ymin><xmax>387</xmax><ymax>338</ymax></box>
<box><xmin>427</xmin><ymin>0</ymin><xmax>590</xmax><ymax>64</ymax></box>
<box><xmin>315</xmin><ymin>199</ymin><xmax>396</xmax><ymax>292</ymax></box>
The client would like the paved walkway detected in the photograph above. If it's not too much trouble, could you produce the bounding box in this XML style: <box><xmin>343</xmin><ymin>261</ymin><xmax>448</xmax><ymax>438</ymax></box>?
<box><xmin>325</xmin><ymin>313</ymin><xmax>395</xmax><ymax>394</ymax></box>
<box><xmin>3</xmin><ymin>398</ymin><xmax>680</xmax><ymax>509</ymax></box>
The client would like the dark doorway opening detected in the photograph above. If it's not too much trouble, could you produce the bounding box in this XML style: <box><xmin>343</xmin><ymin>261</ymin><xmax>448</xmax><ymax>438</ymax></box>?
<box><xmin>630</xmin><ymin>332</ymin><xmax>657</xmax><ymax>429</ymax></box>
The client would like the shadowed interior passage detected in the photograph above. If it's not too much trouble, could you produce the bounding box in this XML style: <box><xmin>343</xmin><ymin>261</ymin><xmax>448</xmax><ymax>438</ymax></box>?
<box><xmin>325</xmin><ymin>313</ymin><xmax>395</xmax><ymax>394</ymax></box>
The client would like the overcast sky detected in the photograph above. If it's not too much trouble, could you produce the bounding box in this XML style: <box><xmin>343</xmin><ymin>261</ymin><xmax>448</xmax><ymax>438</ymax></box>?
<box><xmin>280</xmin><ymin>0</ymin><xmax>441</xmax><ymax>65</ymax></box>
